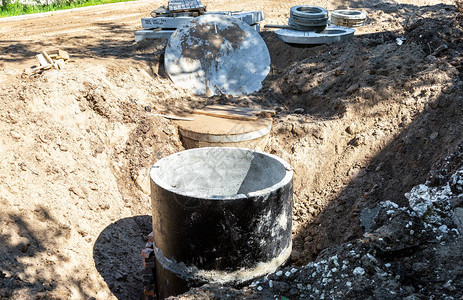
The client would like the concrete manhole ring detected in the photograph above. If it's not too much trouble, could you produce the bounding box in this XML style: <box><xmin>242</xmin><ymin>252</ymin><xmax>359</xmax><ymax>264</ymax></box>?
<box><xmin>164</xmin><ymin>14</ymin><xmax>270</xmax><ymax>96</ymax></box>
<box><xmin>290</xmin><ymin>5</ymin><xmax>328</xmax><ymax>20</ymax></box>
<box><xmin>288</xmin><ymin>18</ymin><xmax>328</xmax><ymax>32</ymax></box>
<box><xmin>289</xmin><ymin>15</ymin><xmax>329</xmax><ymax>25</ymax></box>
<box><xmin>331</xmin><ymin>10</ymin><xmax>368</xmax><ymax>27</ymax></box>
<box><xmin>331</xmin><ymin>10</ymin><xmax>367</xmax><ymax>20</ymax></box>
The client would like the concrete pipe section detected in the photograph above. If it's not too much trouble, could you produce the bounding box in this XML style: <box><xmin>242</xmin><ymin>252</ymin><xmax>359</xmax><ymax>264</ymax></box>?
<box><xmin>175</xmin><ymin>114</ymin><xmax>272</xmax><ymax>150</ymax></box>
<box><xmin>331</xmin><ymin>10</ymin><xmax>368</xmax><ymax>27</ymax></box>
<box><xmin>150</xmin><ymin>147</ymin><xmax>293</xmax><ymax>298</ymax></box>
<box><xmin>164</xmin><ymin>14</ymin><xmax>271</xmax><ymax>96</ymax></box>
<box><xmin>275</xmin><ymin>25</ymin><xmax>355</xmax><ymax>45</ymax></box>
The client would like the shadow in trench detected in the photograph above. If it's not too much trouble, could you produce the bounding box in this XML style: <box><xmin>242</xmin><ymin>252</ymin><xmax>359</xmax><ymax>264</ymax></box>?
<box><xmin>93</xmin><ymin>215</ymin><xmax>152</xmax><ymax>300</ymax></box>
<box><xmin>292</xmin><ymin>6</ymin><xmax>463</xmax><ymax>263</ymax></box>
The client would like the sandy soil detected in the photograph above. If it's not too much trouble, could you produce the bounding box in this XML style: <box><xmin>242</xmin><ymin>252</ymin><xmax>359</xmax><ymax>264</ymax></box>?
<box><xmin>1</xmin><ymin>0</ymin><xmax>462</xmax><ymax>299</ymax></box>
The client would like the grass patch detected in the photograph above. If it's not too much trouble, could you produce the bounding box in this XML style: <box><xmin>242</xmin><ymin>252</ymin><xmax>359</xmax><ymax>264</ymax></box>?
<box><xmin>0</xmin><ymin>0</ymin><xmax>135</xmax><ymax>18</ymax></box>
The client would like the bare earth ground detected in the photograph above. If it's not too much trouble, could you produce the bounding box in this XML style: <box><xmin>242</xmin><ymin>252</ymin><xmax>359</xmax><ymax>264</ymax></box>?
<box><xmin>1</xmin><ymin>0</ymin><xmax>463</xmax><ymax>299</ymax></box>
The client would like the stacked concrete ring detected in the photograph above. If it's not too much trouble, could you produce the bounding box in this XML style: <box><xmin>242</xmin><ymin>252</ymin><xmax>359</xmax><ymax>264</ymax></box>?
<box><xmin>288</xmin><ymin>5</ymin><xmax>329</xmax><ymax>31</ymax></box>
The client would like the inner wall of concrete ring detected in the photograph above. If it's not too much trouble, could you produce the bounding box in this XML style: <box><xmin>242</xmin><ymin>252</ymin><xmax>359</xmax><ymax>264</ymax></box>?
<box><xmin>149</xmin><ymin>148</ymin><xmax>294</xmax><ymax>299</ymax></box>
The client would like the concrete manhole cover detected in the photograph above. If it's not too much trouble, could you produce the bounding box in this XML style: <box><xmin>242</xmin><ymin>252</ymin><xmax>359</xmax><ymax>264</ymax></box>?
<box><xmin>165</xmin><ymin>14</ymin><xmax>271</xmax><ymax>96</ymax></box>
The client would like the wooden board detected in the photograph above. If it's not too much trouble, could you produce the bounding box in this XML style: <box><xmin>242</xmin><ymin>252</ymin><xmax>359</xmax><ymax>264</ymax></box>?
<box><xmin>58</xmin><ymin>50</ymin><xmax>70</xmax><ymax>61</ymax></box>
<box><xmin>193</xmin><ymin>107</ymin><xmax>259</xmax><ymax>121</ymax></box>
<box><xmin>205</xmin><ymin>105</ymin><xmax>275</xmax><ymax>115</ymax></box>
<box><xmin>175</xmin><ymin>113</ymin><xmax>272</xmax><ymax>136</ymax></box>
<box><xmin>31</xmin><ymin>64</ymin><xmax>53</xmax><ymax>73</ymax></box>
<box><xmin>41</xmin><ymin>50</ymin><xmax>54</xmax><ymax>65</ymax></box>
<box><xmin>192</xmin><ymin>105</ymin><xmax>275</xmax><ymax>121</ymax></box>
<box><xmin>35</xmin><ymin>54</ymin><xmax>49</xmax><ymax>67</ymax></box>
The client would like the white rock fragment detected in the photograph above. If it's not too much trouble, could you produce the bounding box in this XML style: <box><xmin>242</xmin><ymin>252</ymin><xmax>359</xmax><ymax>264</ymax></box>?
<box><xmin>297</xmin><ymin>283</ymin><xmax>303</xmax><ymax>289</ymax></box>
<box><xmin>346</xmin><ymin>281</ymin><xmax>352</xmax><ymax>287</ymax></box>
<box><xmin>285</xmin><ymin>271</ymin><xmax>291</xmax><ymax>277</ymax></box>
<box><xmin>257</xmin><ymin>286</ymin><xmax>263</xmax><ymax>291</ymax></box>
<box><xmin>381</xmin><ymin>200</ymin><xmax>399</xmax><ymax>209</ymax></box>
<box><xmin>405</xmin><ymin>184</ymin><xmax>432</xmax><ymax>217</ymax></box>
<box><xmin>276</xmin><ymin>271</ymin><xmax>283</xmax><ymax>276</ymax></box>
<box><xmin>353</xmin><ymin>267</ymin><xmax>365</xmax><ymax>276</ymax></box>
<box><xmin>406</xmin><ymin>183</ymin><xmax>452</xmax><ymax>217</ymax></box>
<box><xmin>269</xmin><ymin>280</ymin><xmax>273</xmax><ymax>288</ymax></box>
<box><xmin>439</xmin><ymin>225</ymin><xmax>449</xmax><ymax>233</ymax></box>
<box><xmin>366</xmin><ymin>253</ymin><xmax>378</xmax><ymax>264</ymax></box>
<box><xmin>396</xmin><ymin>37</ymin><xmax>406</xmax><ymax>45</ymax></box>
<box><xmin>291</xmin><ymin>267</ymin><xmax>298</xmax><ymax>273</ymax></box>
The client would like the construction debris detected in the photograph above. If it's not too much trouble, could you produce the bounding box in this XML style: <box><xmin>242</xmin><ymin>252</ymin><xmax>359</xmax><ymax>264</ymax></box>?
<box><xmin>150</xmin><ymin>0</ymin><xmax>205</xmax><ymax>18</ymax></box>
<box><xmin>30</xmin><ymin>50</ymin><xmax>70</xmax><ymax>74</ymax></box>
<box><xmin>141</xmin><ymin>232</ymin><xmax>157</xmax><ymax>300</ymax></box>
<box><xmin>168</xmin><ymin>0</ymin><xmax>205</xmax><ymax>14</ymax></box>
<box><xmin>135</xmin><ymin>0</ymin><xmax>264</xmax><ymax>42</ymax></box>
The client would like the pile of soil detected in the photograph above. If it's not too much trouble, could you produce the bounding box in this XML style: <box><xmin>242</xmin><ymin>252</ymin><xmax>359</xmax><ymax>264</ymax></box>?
<box><xmin>0</xmin><ymin>0</ymin><xmax>462</xmax><ymax>299</ymax></box>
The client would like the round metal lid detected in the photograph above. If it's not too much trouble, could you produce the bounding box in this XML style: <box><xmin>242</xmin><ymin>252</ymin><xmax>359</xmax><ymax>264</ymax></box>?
<box><xmin>165</xmin><ymin>14</ymin><xmax>271</xmax><ymax>96</ymax></box>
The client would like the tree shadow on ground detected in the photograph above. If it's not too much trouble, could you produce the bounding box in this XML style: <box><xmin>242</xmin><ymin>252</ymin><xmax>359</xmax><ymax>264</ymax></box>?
<box><xmin>93</xmin><ymin>215</ymin><xmax>152</xmax><ymax>300</ymax></box>
<box><xmin>0</xmin><ymin>204</ymin><xmax>94</xmax><ymax>298</ymax></box>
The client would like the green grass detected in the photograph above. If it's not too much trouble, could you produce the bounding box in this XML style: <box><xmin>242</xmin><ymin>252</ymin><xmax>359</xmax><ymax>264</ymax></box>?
<box><xmin>0</xmin><ymin>0</ymin><xmax>135</xmax><ymax>18</ymax></box>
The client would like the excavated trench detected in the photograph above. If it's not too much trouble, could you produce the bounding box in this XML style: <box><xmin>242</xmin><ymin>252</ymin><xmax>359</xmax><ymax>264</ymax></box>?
<box><xmin>122</xmin><ymin>11</ymin><xmax>463</xmax><ymax>297</ymax></box>
<box><xmin>2</xmin><ymin>3</ymin><xmax>462</xmax><ymax>299</ymax></box>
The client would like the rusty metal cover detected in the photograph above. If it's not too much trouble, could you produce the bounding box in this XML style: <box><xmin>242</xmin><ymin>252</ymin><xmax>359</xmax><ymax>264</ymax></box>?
<box><xmin>164</xmin><ymin>14</ymin><xmax>271</xmax><ymax>96</ymax></box>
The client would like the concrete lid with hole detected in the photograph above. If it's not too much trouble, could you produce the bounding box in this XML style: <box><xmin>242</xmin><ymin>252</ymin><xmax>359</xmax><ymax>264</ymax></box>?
<box><xmin>331</xmin><ymin>10</ymin><xmax>368</xmax><ymax>20</ymax></box>
<box><xmin>175</xmin><ymin>113</ymin><xmax>272</xmax><ymax>143</ymax></box>
<box><xmin>164</xmin><ymin>14</ymin><xmax>271</xmax><ymax>96</ymax></box>
<box><xmin>275</xmin><ymin>25</ymin><xmax>355</xmax><ymax>44</ymax></box>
